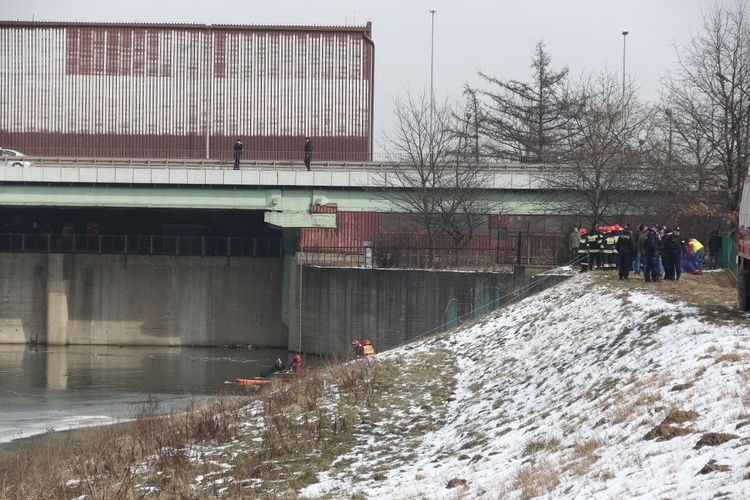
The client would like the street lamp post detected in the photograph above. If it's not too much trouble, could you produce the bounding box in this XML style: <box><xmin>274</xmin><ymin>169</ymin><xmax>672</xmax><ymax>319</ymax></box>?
<box><xmin>621</xmin><ymin>30</ymin><xmax>629</xmax><ymax>98</ymax></box>
<box><xmin>430</xmin><ymin>9</ymin><xmax>436</xmax><ymax>173</ymax></box>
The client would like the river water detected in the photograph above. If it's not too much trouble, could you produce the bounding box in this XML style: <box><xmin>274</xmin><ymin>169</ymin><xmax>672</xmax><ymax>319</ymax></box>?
<box><xmin>0</xmin><ymin>344</ymin><xmax>291</xmax><ymax>451</ymax></box>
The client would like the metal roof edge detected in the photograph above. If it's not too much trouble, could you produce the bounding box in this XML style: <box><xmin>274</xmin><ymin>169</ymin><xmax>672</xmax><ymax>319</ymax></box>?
<box><xmin>0</xmin><ymin>20</ymin><xmax>372</xmax><ymax>33</ymax></box>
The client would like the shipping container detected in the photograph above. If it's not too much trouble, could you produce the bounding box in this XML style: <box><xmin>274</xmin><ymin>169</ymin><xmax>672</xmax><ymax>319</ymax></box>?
<box><xmin>0</xmin><ymin>21</ymin><xmax>374</xmax><ymax>160</ymax></box>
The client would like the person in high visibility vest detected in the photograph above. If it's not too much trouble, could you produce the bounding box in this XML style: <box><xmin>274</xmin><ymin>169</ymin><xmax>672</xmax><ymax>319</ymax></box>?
<box><xmin>362</xmin><ymin>339</ymin><xmax>375</xmax><ymax>357</ymax></box>
<box><xmin>586</xmin><ymin>227</ymin><xmax>602</xmax><ymax>270</ymax></box>
<box><xmin>686</xmin><ymin>238</ymin><xmax>705</xmax><ymax>272</ymax></box>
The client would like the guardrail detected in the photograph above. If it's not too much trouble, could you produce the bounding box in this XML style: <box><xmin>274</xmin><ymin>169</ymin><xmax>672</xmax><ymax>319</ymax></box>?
<box><xmin>0</xmin><ymin>233</ymin><xmax>283</xmax><ymax>257</ymax></box>
<box><xmin>3</xmin><ymin>156</ymin><xmax>570</xmax><ymax>173</ymax></box>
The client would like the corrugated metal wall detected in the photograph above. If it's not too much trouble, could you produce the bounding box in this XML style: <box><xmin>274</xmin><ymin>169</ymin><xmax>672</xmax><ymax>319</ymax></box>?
<box><xmin>0</xmin><ymin>22</ymin><xmax>373</xmax><ymax>160</ymax></box>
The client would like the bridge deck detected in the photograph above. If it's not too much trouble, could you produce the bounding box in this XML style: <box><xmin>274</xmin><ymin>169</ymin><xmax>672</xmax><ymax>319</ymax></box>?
<box><xmin>0</xmin><ymin>160</ymin><xmax>541</xmax><ymax>190</ymax></box>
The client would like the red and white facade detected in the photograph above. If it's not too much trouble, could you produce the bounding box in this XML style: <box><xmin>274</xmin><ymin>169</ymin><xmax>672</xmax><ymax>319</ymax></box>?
<box><xmin>0</xmin><ymin>21</ymin><xmax>374</xmax><ymax>160</ymax></box>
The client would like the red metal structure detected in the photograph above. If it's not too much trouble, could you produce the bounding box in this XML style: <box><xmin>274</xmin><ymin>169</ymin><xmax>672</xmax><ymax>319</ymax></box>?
<box><xmin>738</xmin><ymin>175</ymin><xmax>750</xmax><ymax>310</ymax></box>
<box><xmin>299</xmin><ymin>211</ymin><xmax>564</xmax><ymax>267</ymax></box>
<box><xmin>0</xmin><ymin>21</ymin><xmax>374</xmax><ymax>160</ymax></box>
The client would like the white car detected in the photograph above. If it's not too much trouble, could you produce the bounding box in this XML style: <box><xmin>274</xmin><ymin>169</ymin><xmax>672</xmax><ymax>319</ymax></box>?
<box><xmin>1</xmin><ymin>148</ymin><xmax>33</xmax><ymax>167</ymax></box>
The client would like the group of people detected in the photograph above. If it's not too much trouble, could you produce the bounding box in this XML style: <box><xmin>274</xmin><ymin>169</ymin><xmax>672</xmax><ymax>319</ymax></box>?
<box><xmin>259</xmin><ymin>354</ymin><xmax>304</xmax><ymax>378</ymax></box>
<box><xmin>351</xmin><ymin>339</ymin><xmax>376</xmax><ymax>358</ymax></box>
<box><xmin>233</xmin><ymin>137</ymin><xmax>313</xmax><ymax>171</ymax></box>
<box><xmin>570</xmin><ymin>224</ymin><xmax>723</xmax><ymax>283</ymax></box>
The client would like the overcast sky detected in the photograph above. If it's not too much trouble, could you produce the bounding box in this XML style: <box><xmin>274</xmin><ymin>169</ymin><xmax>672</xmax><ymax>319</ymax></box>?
<box><xmin>2</xmin><ymin>0</ymin><xmax>738</xmax><ymax>151</ymax></box>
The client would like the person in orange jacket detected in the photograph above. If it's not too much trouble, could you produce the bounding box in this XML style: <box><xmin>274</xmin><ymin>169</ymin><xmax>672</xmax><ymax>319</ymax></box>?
<box><xmin>362</xmin><ymin>339</ymin><xmax>375</xmax><ymax>357</ymax></box>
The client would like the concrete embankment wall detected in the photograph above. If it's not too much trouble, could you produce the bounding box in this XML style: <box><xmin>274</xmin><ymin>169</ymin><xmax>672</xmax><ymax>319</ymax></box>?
<box><xmin>289</xmin><ymin>266</ymin><xmax>567</xmax><ymax>356</ymax></box>
<box><xmin>1</xmin><ymin>253</ymin><xmax>566</xmax><ymax>351</ymax></box>
<box><xmin>0</xmin><ymin>253</ymin><xmax>287</xmax><ymax>346</ymax></box>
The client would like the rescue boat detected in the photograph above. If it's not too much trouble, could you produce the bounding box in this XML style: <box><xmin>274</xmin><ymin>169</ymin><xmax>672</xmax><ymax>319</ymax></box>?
<box><xmin>235</xmin><ymin>378</ymin><xmax>270</xmax><ymax>386</ymax></box>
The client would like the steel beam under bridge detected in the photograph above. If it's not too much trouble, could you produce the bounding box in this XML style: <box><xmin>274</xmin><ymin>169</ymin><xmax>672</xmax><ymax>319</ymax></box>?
<box><xmin>0</xmin><ymin>162</ymin><xmax>565</xmax><ymax>230</ymax></box>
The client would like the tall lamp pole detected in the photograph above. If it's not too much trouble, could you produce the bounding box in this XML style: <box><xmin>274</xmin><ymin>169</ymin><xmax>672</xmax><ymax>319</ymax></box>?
<box><xmin>621</xmin><ymin>30</ymin><xmax>629</xmax><ymax>98</ymax></box>
<box><xmin>430</xmin><ymin>9</ymin><xmax>436</xmax><ymax>172</ymax></box>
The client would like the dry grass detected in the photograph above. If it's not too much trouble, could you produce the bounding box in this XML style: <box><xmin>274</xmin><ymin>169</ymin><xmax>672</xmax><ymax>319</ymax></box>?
<box><xmin>0</xmin><ymin>357</ymin><xmax>406</xmax><ymax>499</ymax></box>
<box><xmin>0</xmin><ymin>393</ymin><xmax>250</xmax><ymax>499</ymax></box>
<box><xmin>523</xmin><ymin>436</ymin><xmax>561</xmax><ymax>457</ymax></box>
<box><xmin>714</xmin><ymin>352</ymin><xmax>744</xmax><ymax>364</ymax></box>
<box><xmin>510</xmin><ymin>458</ymin><xmax>561</xmax><ymax>499</ymax></box>
<box><xmin>0</xmin><ymin>349</ymin><xmax>457</xmax><ymax>499</ymax></box>
<box><xmin>592</xmin><ymin>270</ymin><xmax>742</xmax><ymax>324</ymax></box>
<box><xmin>565</xmin><ymin>437</ymin><xmax>604</xmax><ymax>477</ymax></box>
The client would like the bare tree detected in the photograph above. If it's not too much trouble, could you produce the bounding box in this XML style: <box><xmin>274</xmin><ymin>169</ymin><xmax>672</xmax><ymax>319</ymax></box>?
<box><xmin>662</xmin><ymin>3</ymin><xmax>750</xmax><ymax>225</ymax></box>
<box><xmin>534</xmin><ymin>72</ymin><xmax>656</xmax><ymax>228</ymax></box>
<box><xmin>376</xmin><ymin>90</ymin><xmax>502</xmax><ymax>267</ymax></box>
<box><xmin>471</xmin><ymin>41</ymin><xmax>576</xmax><ymax>163</ymax></box>
<box><xmin>454</xmin><ymin>88</ymin><xmax>485</xmax><ymax>164</ymax></box>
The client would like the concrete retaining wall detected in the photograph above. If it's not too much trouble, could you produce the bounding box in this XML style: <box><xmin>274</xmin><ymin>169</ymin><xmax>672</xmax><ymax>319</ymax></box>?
<box><xmin>1</xmin><ymin>252</ymin><xmax>566</xmax><ymax>351</ymax></box>
<box><xmin>0</xmin><ymin>253</ymin><xmax>287</xmax><ymax>346</ymax></box>
<box><xmin>291</xmin><ymin>266</ymin><xmax>567</xmax><ymax>356</ymax></box>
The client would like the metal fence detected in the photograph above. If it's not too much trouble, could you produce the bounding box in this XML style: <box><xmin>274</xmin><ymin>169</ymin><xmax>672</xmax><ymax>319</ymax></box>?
<box><xmin>0</xmin><ymin>233</ymin><xmax>283</xmax><ymax>257</ymax></box>
<box><xmin>299</xmin><ymin>236</ymin><xmax>562</xmax><ymax>270</ymax></box>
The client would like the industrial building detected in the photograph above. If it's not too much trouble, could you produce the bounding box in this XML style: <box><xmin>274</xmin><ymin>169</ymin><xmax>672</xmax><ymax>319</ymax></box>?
<box><xmin>0</xmin><ymin>21</ymin><xmax>374</xmax><ymax>160</ymax></box>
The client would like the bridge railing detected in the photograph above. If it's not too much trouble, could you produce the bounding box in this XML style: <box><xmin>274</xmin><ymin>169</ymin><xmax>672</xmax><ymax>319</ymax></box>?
<box><xmin>0</xmin><ymin>234</ymin><xmax>283</xmax><ymax>257</ymax></box>
<box><xmin>6</xmin><ymin>156</ymin><xmax>558</xmax><ymax>172</ymax></box>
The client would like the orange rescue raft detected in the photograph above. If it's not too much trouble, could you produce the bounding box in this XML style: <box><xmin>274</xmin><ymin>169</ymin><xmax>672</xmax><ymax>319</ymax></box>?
<box><xmin>235</xmin><ymin>378</ymin><xmax>270</xmax><ymax>386</ymax></box>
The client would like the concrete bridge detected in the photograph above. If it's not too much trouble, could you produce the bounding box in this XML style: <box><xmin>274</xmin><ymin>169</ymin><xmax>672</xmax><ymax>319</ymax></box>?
<box><xmin>0</xmin><ymin>158</ymin><xmax>570</xmax><ymax>353</ymax></box>
<box><xmin>0</xmin><ymin>158</ymin><xmax>560</xmax><ymax>235</ymax></box>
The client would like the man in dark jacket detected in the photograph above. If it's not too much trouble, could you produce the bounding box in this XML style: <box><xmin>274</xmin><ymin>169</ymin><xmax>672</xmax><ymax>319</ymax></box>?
<box><xmin>707</xmin><ymin>230</ymin><xmax>722</xmax><ymax>269</ymax></box>
<box><xmin>233</xmin><ymin>139</ymin><xmax>243</xmax><ymax>170</ymax></box>
<box><xmin>630</xmin><ymin>224</ymin><xmax>644</xmax><ymax>276</ymax></box>
<box><xmin>643</xmin><ymin>226</ymin><xmax>660</xmax><ymax>283</ymax></box>
<box><xmin>662</xmin><ymin>228</ymin><xmax>679</xmax><ymax>280</ymax></box>
<box><xmin>615</xmin><ymin>226</ymin><xmax>636</xmax><ymax>280</ymax></box>
<box><xmin>304</xmin><ymin>137</ymin><xmax>313</xmax><ymax>171</ymax></box>
<box><xmin>672</xmin><ymin>227</ymin><xmax>686</xmax><ymax>280</ymax></box>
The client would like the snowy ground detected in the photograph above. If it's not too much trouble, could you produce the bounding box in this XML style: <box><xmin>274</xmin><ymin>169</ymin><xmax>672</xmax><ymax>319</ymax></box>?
<box><xmin>297</xmin><ymin>269</ymin><xmax>750</xmax><ymax>499</ymax></box>
<box><xmin>73</xmin><ymin>268</ymin><xmax>749</xmax><ymax>498</ymax></box>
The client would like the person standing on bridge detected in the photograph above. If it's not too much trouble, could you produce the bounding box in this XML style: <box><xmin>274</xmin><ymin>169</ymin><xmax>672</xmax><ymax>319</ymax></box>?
<box><xmin>304</xmin><ymin>137</ymin><xmax>313</xmax><ymax>171</ymax></box>
<box><xmin>233</xmin><ymin>139</ymin><xmax>243</xmax><ymax>170</ymax></box>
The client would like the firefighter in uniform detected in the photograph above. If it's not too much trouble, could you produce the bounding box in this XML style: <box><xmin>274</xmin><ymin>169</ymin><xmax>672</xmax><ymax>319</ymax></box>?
<box><xmin>602</xmin><ymin>226</ymin><xmax>616</xmax><ymax>271</ymax></box>
<box><xmin>362</xmin><ymin>339</ymin><xmax>376</xmax><ymax>357</ymax></box>
<box><xmin>578</xmin><ymin>228</ymin><xmax>589</xmax><ymax>272</ymax></box>
<box><xmin>586</xmin><ymin>226</ymin><xmax>602</xmax><ymax>270</ymax></box>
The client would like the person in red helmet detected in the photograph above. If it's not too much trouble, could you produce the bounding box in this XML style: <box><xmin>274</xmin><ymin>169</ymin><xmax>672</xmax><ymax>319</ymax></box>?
<box><xmin>362</xmin><ymin>339</ymin><xmax>375</xmax><ymax>357</ymax></box>
<box><xmin>602</xmin><ymin>226</ymin><xmax>616</xmax><ymax>271</ymax></box>
<box><xmin>351</xmin><ymin>340</ymin><xmax>363</xmax><ymax>358</ymax></box>
<box><xmin>586</xmin><ymin>226</ymin><xmax>602</xmax><ymax>270</ymax></box>
<box><xmin>291</xmin><ymin>354</ymin><xmax>303</xmax><ymax>373</ymax></box>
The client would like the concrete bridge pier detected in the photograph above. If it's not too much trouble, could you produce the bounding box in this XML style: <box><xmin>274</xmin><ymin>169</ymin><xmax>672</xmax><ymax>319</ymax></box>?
<box><xmin>46</xmin><ymin>254</ymin><xmax>70</xmax><ymax>346</ymax></box>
